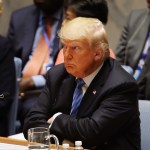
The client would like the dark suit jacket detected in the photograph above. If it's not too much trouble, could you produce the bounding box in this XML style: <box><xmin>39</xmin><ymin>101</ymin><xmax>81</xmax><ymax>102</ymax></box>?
<box><xmin>116</xmin><ymin>8</ymin><xmax>150</xmax><ymax>68</ymax></box>
<box><xmin>0</xmin><ymin>35</ymin><xmax>16</xmax><ymax>136</ymax></box>
<box><xmin>7</xmin><ymin>5</ymin><xmax>63</xmax><ymax>68</ymax></box>
<box><xmin>23</xmin><ymin>58</ymin><xmax>141</xmax><ymax>150</ymax></box>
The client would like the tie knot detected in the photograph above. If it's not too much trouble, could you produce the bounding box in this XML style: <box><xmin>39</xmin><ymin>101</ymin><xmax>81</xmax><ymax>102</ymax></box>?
<box><xmin>76</xmin><ymin>78</ymin><xmax>85</xmax><ymax>89</ymax></box>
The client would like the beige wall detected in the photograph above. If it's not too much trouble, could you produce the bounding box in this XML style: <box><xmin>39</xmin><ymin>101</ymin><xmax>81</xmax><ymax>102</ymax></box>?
<box><xmin>106</xmin><ymin>0</ymin><xmax>146</xmax><ymax>51</ymax></box>
<box><xmin>0</xmin><ymin>0</ymin><xmax>33</xmax><ymax>36</ymax></box>
<box><xmin>0</xmin><ymin>0</ymin><xmax>146</xmax><ymax>50</ymax></box>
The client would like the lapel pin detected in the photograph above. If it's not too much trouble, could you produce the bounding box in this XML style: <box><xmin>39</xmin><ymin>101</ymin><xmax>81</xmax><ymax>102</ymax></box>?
<box><xmin>93</xmin><ymin>90</ymin><xmax>96</xmax><ymax>95</ymax></box>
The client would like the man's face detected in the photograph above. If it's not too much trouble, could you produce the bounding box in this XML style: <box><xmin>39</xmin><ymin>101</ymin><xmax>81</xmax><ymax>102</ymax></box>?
<box><xmin>33</xmin><ymin>0</ymin><xmax>64</xmax><ymax>15</ymax></box>
<box><xmin>63</xmin><ymin>39</ymin><xmax>101</xmax><ymax>78</ymax></box>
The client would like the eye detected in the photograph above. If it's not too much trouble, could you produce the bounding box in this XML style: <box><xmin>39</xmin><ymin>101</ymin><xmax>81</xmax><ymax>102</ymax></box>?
<box><xmin>71</xmin><ymin>46</ymin><xmax>80</xmax><ymax>51</ymax></box>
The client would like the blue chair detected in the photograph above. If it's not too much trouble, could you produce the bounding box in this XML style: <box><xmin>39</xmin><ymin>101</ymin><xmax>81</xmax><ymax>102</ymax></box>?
<box><xmin>139</xmin><ymin>100</ymin><xmax>150</xmax><ymax>150</ymax></box>
<box><xmin>7</xmin><ymin>57</ymin><xmax>22</xmax><ymax>135</ymax></box>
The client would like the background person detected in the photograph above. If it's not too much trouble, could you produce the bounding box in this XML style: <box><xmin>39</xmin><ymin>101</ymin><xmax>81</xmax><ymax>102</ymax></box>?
<box><xmin>0</xmin><ymin>35</ymin><xmax>15</xmax><ymax>136</ymax></box>
<box><xmin>115</xmin><ymin>0</ymin><xmax>150</xmax><ymax>99</ymax></box>
<box><xmin>23</xmin><ymin>17</ymin><xmax>140</xmax><ymax>150</ymax></box>
<box><xmin>7</xmin><ymin>0</ymin><xmax>66</xmax><ymax>129</ymax></box>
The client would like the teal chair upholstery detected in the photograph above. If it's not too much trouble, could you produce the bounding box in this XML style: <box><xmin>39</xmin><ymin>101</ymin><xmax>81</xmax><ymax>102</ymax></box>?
<box><xmin>139</xmin><ymin>100</ymin><xmax>150</xmax><ymax>150</ymax></box>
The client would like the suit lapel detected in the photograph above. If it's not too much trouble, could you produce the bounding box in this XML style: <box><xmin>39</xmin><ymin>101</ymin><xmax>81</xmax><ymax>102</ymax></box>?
<box><xmin>55</xmin><ymin>75</ymin><xmax>76</xmax><ymax>114</ymax></box>
<box><xmin>77</xmin><ymin>59</ymin><xmax>111</xmax><ymax>117</ymax></box>
<box><xmin>22</xmin><ymin>6</ymin><xmax>40</xmax><ymax>66</ymax></box>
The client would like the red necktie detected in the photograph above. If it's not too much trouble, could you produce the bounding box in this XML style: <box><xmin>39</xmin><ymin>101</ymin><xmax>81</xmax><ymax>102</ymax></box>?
<box><xmin>23</xmin><ymin>21</ymin><xmax>51</xmax><ymax>78</ymax></box>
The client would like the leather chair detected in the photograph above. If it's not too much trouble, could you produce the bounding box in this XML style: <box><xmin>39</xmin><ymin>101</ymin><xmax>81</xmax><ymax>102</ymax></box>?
<box><xmin>7</xmin><ymin>57</ymin><xmax>22</xmax><ymax>135</ymax></box>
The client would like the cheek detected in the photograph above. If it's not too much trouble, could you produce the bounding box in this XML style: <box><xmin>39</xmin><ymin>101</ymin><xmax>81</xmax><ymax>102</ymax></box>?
<box><xmin>76</xmin><ymin>55</ymin><xmax>93</xmax><ymax>70</ymax></box>
<box><xmin>80</xmin><ymin>52</ymin><xmax>95</xmax><ymax>63</ymax></box>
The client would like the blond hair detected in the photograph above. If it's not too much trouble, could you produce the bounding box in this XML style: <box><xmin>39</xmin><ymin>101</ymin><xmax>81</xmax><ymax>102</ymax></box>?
<box><xmin>59</xmin><ymin>17</ymin><xmax>109</xmax><ymax>61</ymax></box>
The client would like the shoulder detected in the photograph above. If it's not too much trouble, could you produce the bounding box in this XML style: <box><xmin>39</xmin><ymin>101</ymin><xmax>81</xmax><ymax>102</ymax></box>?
<box><xmin>0</xmin><ymin>35</ymin><xmax>7</xmax><ymax>46</ymax></box>
<box><xmin>97</xmin><ymin>59</ymin><xmax>138</xmax><ymax>101</ymax></box>
<box><xmin>10</xmin><ymin>5</ymin><xmax>39</xmax><ymax>19</ymax></box>
<box><xmin>104</xmin><ymin>58</ymin><xmax>138</xmax><ymax>88</ymax></box>
<box><xmin>45</xmin><ymin>64</ymin><xmax>74</xmax><ymax>93</ymax></box>
<box><xmin>128</xmin><ymin>8</ymin><xmax>148</xmax><ymax>21</ymax></box>
<box><xmin>46</xmin><ymin>64</ymin><xmax>69</xmax><ymax>81</ymax></box>
<box><xmin>0</xmin><ymin>36</ymin><xmax>12</xmax><ymax>60</ymax></box>
<box><xmin>130</xmin><ymin>8</ymin><xmax>148</xmax><ymax>15</ymax></box>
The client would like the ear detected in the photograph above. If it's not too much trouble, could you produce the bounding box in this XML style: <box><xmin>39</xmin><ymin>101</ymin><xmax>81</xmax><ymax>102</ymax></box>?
<box><xmin>94</xmin><ymin>49</ymin><xmax>103</xmax><ymax>61</ymax></box>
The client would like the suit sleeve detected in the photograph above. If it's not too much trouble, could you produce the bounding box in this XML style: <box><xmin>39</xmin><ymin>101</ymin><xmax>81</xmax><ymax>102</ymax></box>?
<box><xmin>23</xmin><ymin>66</ymin><xmax>66</xmax><ymax>139</ymax></box>
<box><xmin>0</xmin><ymin>37</ymin><xmax>16</xmax><ymax>116</ymax></box>
<box><xmin>50</xmin><ymin>82</ymin><xmax>138</xmax><ymax>148</ymax></box>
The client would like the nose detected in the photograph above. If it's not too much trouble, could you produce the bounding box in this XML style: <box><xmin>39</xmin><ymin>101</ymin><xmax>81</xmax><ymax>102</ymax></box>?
<box><xmin>63</xmin><ymin>47</ymin><xmax>73</xmax><ymax>60</ymax></box>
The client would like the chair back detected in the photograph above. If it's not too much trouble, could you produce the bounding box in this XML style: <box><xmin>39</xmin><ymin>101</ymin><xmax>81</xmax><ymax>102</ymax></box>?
<box><xmin>139</xmin><ymin>100</ymin><xmax>150</xmax><ymax>150</ymax></box>
<box><xmin>7</xmin><ymin>57</ymin><xmax>22</xmax><ymax>135</ymax></box>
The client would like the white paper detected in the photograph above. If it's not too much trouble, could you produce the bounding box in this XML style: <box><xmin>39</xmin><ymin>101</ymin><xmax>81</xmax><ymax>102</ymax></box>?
<box><xmin>8</xmin><ymin>133</ymin><xmax>26</xmax><ymax>140</ymax></box>
<box><xmin>0</xmin><ymin>142</ymin><xmax>28</xmax><ymax>150</ymax></box>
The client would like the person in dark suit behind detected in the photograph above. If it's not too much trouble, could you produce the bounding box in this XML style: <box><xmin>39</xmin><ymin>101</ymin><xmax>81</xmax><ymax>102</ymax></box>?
<box><xmin>115</xmin><ymin>0</ymin><xmax>150</xmax><ymax>99</ymax></box>
<box><xmin>23</xmin><ymin>17</ymin><xmax>141</xmax><ymax>150</ymax></box>
<box><xmin>7</xmin><ymin>0</ymin><xmax>66</xmax><ymax>128</ymax></box>
<box><xmin>0</xmin><ymin>35</ymin><xmax>16</xmax><ymax>136</ymax></box>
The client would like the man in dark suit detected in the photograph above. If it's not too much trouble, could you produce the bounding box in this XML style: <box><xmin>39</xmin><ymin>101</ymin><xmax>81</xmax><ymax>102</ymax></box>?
<box><xmin>23</xmin><ymin>17</ymin><xmax>141</xmax><ymax>150</ymax></box>
<box><xmin>7</xmin><ymin>0</ymin><xmax>65</xmax><ymax>126</ymax></box>
<box><xmin>0</xmin><ymin>35</ymin><xmax>16</xmax><ymax>136</ymax></box>
<box><xmin>115</xmin><ymin>0</ymin><xmax>150</xmax><ymax>99</ymax></box>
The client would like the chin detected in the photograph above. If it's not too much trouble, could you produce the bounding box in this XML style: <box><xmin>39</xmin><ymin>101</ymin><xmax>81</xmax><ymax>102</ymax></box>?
<box><xmin>66</xmin><ymin>66</ymin><xmax>74</xmax><ymax>73</ymax></box>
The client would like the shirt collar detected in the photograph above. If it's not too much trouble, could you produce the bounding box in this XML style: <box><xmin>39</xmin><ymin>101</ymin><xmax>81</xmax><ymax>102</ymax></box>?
<box><xmin>83</xmin><ymin>63</ymin><xmax>104</xmax><ymax>87</ymax></box>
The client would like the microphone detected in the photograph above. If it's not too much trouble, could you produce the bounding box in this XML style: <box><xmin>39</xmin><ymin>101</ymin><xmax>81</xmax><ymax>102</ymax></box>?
<box><xmin>0</xmin><ymin>92</ymin><xmax>10</xmax><ymax>100</ymax></box>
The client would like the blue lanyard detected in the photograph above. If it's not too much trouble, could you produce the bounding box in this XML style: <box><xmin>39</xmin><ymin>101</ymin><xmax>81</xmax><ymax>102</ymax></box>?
<box><xmin>133</xmin><ymin>31</ymin><xmax>150</xmax><ymax>79</ymax></box>
<box><xmin>39</xmin><ymin>15</ymin><xmax>59</xmax><ymax>69</ymax></box>
<box><xmin>40</xmin><ymin>15</ymin><xmax>58</xmax><ymax>56</ymax></box>
<box><xmin>40</xmin><ymin>15</ymin><xmax>55</xmax><ymax>48</ymax></box>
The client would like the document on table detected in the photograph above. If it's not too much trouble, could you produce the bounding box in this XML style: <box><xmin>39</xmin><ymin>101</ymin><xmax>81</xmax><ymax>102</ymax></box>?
<box><xmin>0</xmin><ymin>142</ymin><xmax>28</xmax><ymax>150</ymax></box>
<box><xmin>8</xmin><ymin>132</ymin><xmax>26</xmax><ymax>140</ymax></box>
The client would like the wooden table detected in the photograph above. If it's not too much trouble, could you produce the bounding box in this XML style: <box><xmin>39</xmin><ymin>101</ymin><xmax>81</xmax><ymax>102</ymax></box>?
<box><xmin>0</xmin><ymin>136</ymin><xmax>28</xmax><ymax>146</ymax></box>
<box><xmin>0</xmin><ymin>136</ymin><xmax>78</xmax><ymax>150</ymax></box>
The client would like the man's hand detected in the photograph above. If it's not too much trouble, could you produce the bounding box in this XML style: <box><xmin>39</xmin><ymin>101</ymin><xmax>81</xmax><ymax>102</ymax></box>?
<box><xmin>47</xmin><ymin>113</ymin><xmax>62</xmax><ymax>125</ymax></box>
<box><xmin>47</xmin><ymin>117</ymin><xmax>54</xmax><ymax>124</ymax></box>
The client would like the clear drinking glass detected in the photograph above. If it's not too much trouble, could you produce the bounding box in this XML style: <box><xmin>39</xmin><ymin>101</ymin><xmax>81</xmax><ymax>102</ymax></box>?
<box><xmin>28</xmin><ymin>127</ymin><xmax>59</xmax><ymax>150</ymax></box>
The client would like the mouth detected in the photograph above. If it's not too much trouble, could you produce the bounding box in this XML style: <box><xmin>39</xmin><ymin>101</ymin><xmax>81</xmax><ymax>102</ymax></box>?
<box><xmin>64</xmin><ymin>61</ymin><xmax>74</xmax><ymax>66</ymax></box>
<box><xmin>65</xmin><ymin>64</ymin><xmax>74</xmax><ymax>67</ymax></box>
<box><xmin>65</xmin><ymin>62</ymin><xmax>76</xmax><ymax>70</ymax></box>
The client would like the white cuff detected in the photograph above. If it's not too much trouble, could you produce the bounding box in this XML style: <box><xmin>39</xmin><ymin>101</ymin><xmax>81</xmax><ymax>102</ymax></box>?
<box><xmin>49</xmin><ymin>112</ymin><xmax>62</xmax><ymax>129</ymax></box>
